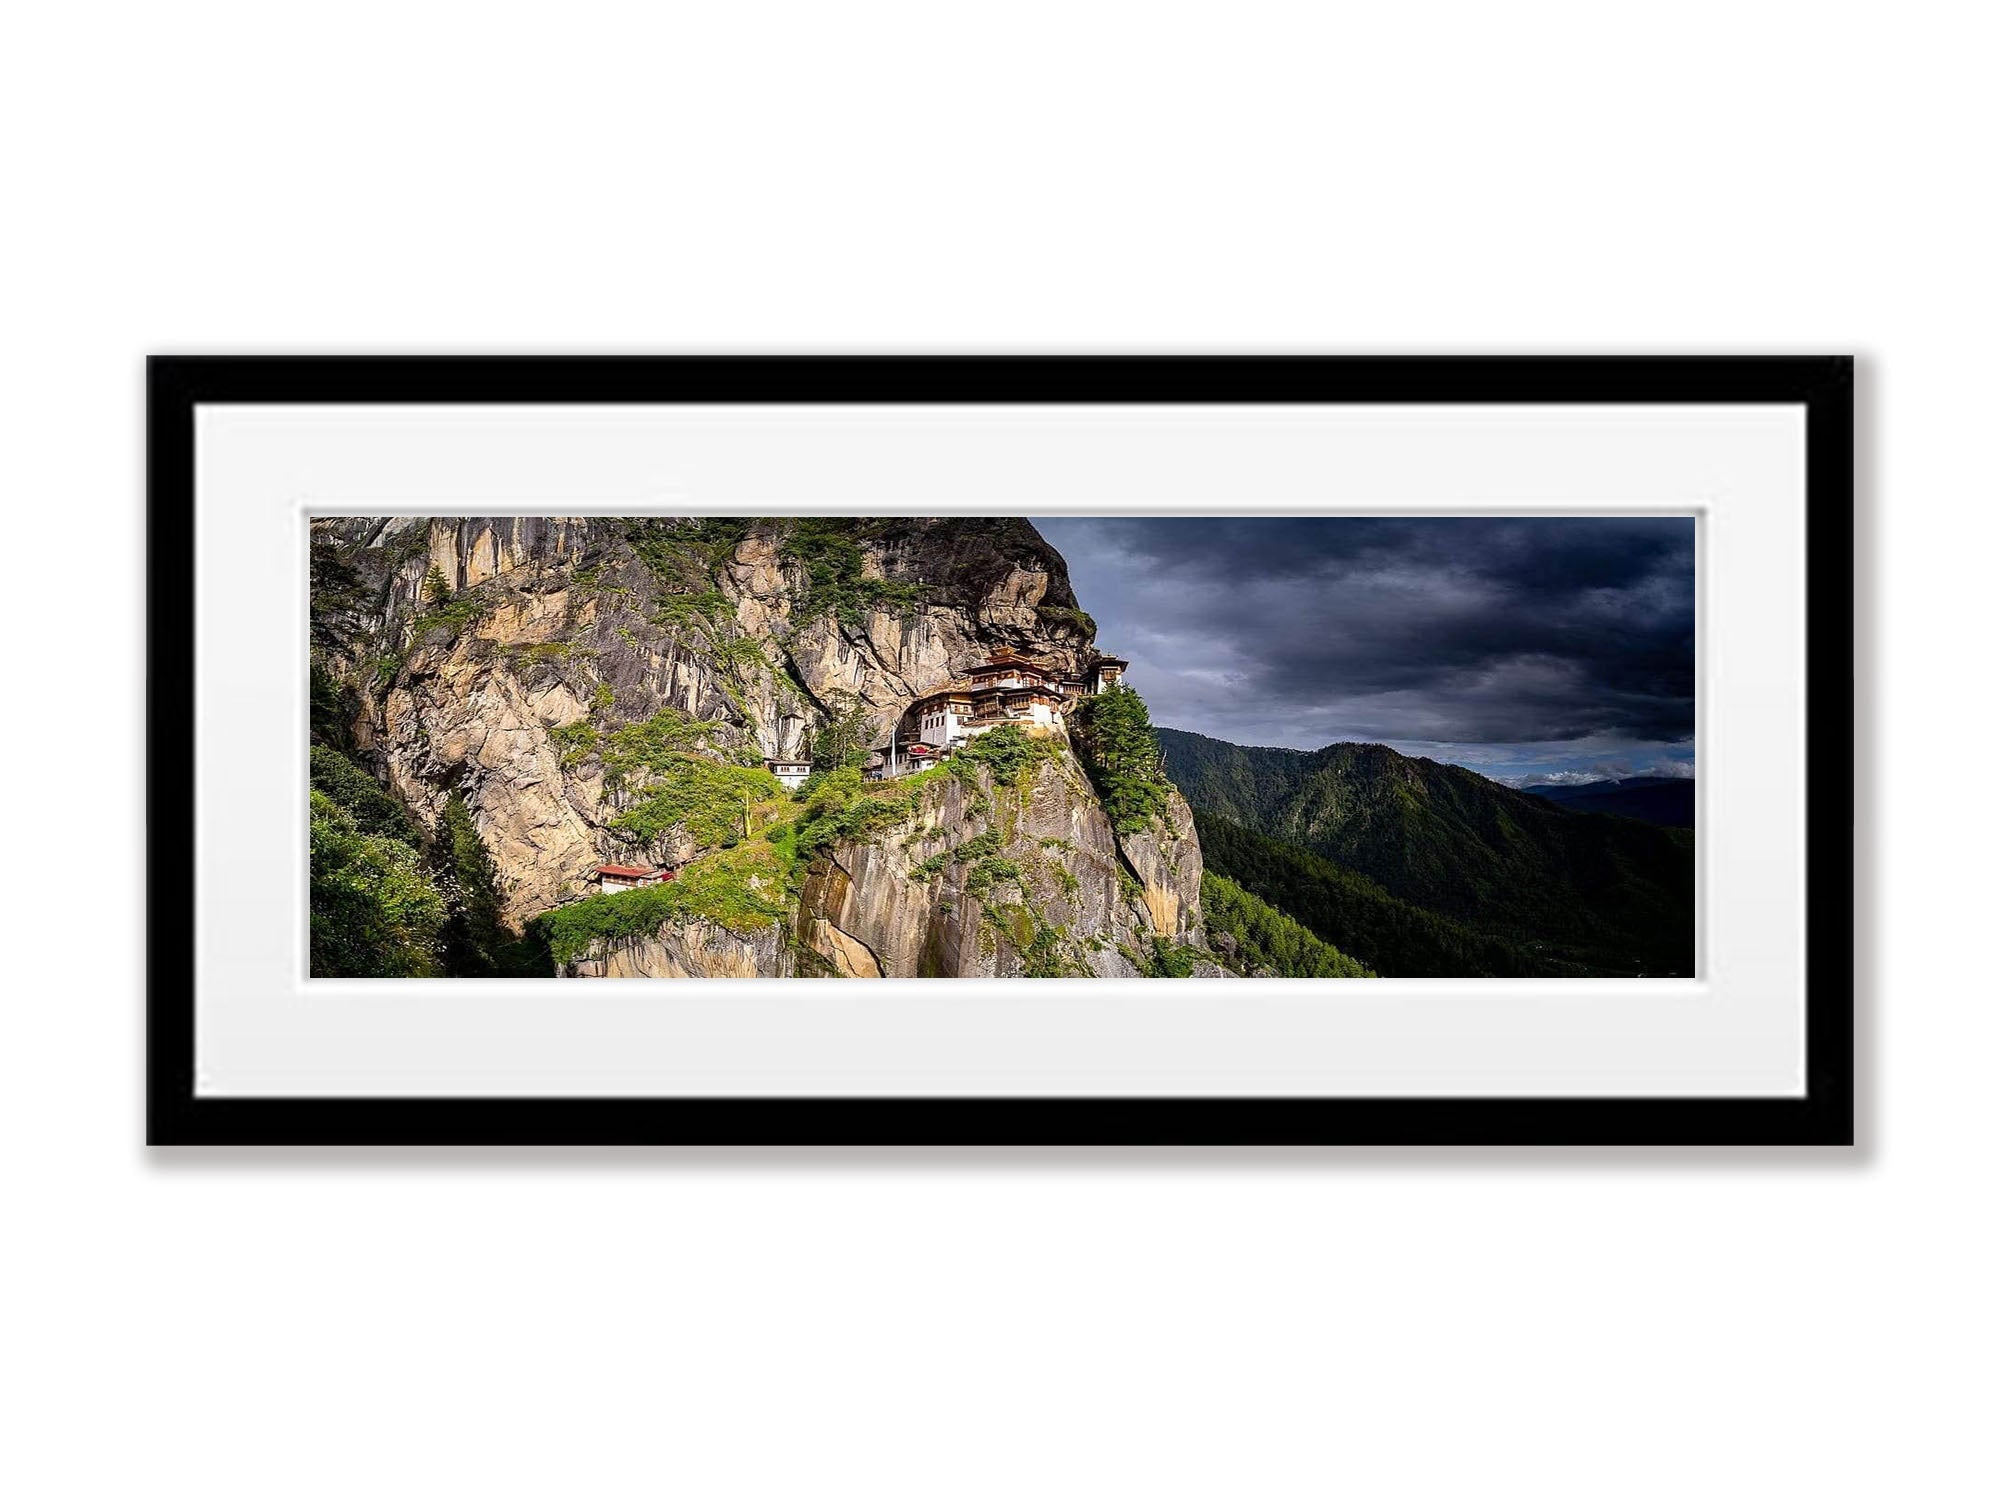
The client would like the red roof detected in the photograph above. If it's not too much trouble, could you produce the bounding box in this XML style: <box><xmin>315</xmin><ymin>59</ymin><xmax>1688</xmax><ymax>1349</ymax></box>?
<box><xmin>597</xmin><ymin>865</ymin><xmax>661</xmax><ymax>879</ymax></box>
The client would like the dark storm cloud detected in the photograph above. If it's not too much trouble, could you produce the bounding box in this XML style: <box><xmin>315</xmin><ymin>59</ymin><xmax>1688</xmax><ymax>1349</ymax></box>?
<box><xmin>1033</xmin><ymin>517</ymin><xmax>1695</xmax><ymax>755</ymax></box>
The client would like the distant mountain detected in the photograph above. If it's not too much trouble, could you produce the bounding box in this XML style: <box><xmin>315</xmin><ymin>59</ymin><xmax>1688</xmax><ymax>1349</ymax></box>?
<box><xmin>1156</xmin><ymin>727</ymin><xmax>1695</xmax><ymax>977</ymax></box>
<box><xmin>1522</xmin><ymin>775</ymin><xmax>1695</xmax><ymax>828</ymax></box>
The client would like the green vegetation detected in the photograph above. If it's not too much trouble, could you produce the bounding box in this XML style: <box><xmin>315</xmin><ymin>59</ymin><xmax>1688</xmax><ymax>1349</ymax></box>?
<box><xmin>652</xmin><ymin>589</ymin><xmax>734</xmax><ymax>631</ymax></box>
<box><xmin>511</xmin><ymin>641</ymin><xmax>577</xmax><ymax>667</ymax></box>
<box><xmin>538</xmin><ymin>843</ymin><xmax>793</xmax><ymax>964</ymax></box>
<box><xmin>590</xmin><ymin>707</ymin><xmax>721</xmax><ymax>788</ymax></box>
<box><xmin>951</xmin><ymin>723</ymin><xmax>1062</xmax><ymax>789</ymax></box>
<box><xmin>308</xmin><ymin>542</ymin><xmax>367</xmax><ymax>651</ymax></box>
<box><xmin>710</xmin><ymin>635</ymin><xmax>770</xmax><ymax>676</ymax></box>
<box><xmin>1034</xmin><ymin>603</ymin><xmax>1097</xmax><ymax>639</ymax></box>
<box><xmin>607</xmin><ymin>748</ymin><xmax>783</xmax><ymax>850</ymax></box>
<box><xmin>779</xmin><ymin>517</ymin><xmax>927</xmax><ymax>626</ymax></box>
<box><xmin>1073</xmin><ymin>683</ymin><xmax>1173</xmax><ymax>833</ymax></box>
<box><xmin>1017</xmin><ymin>919</ymin><xmax>1073</xmax><ymax>977</ymax></box>
<box><xmin>950</xmin><ymin>828</ymin><xmax>1002</xmax><ymax>863</ymax></box>
<box><xmin>624</xmin><ymin>517</ymin><xmax>754</xmax><ymax>585</ymax></box>
<box><xmin>1138</xmin><ymin>937</ymin><xmax>1205</xmax><ymax>978</ymax></box>
<box><xmin>1160</xmin><ymin>727</ymin><xmax>1696</xmax><ymax>977</ymax></box>
<box><xmin>542</xmin><ymin>729</ymin><xmax>957</xmax><ymax>969</ymax></box>
<box><xmin>980</xmin><ymin>901</ymin><xmax>1079</xmax><ymax>977</ymax></box>
<box><xmin>309</xmin><ymin>790</ymin><xmax>446</xmax><ymax>977</ymax></box>
<box><xmin>551</xmin><ymin>719</ymin><xmax>599</xmax><ymax>767</ymax></box>
<box><xmin>1198</xmin><ymin>811</ymin><xmax>1634</xmax><ymax>979</ymax></box>
<box><xmin>382</xmin><ymin>522</ymin><xmax>434</xmax><ymax>568</ymax></box>
<box><xmin>943</xmin><ymin>828</ymin><xmax>1023</xmax><ymax>900</ymax></box>
<box><xmin>1201</xmin><ymin>871</ymin><xmax>1374</xmax><ymax>978</ymax></box>
<box><xmin>963</xmin><ymin>855</ymin><xmax>1023</xmax><ymax>901</ymax></box>
<box><xmin>310</xmin><ymin>744</ymin><xmax>421</xmax><ymax>846</ymax></box>
<box><xmin>422</xmin><ymin>564</ymin><xmax>452</xmax><ymax>606</ymax></box>
<box><xmin>307</xmin><ymin>743</ymin><xmax>551</xmax><ymax>977</ymax></box>
<box><xmin>809</xmin><ymin>690</ymin><xmax>877</xmax><ymax>773</ymax></box>
<box><xmin>433</xmin><ymin>794</ymin><xmax>548</xmax><ymax>976</ymax></box>
<box><xmin>309</xmin><ymin>659</ymin><xmax>360</xmax><ymax>751</ymax></box>
<box><xmin>1116</xmin><ymin>866</ymin><xmax>1144</xmax><ymax>906</ymax></box>
<box><xmin>405</xmin><ymin>587</ymin><xmax>488</xmax><ymax>649</ymax></box>
<box><xmin>792</xmin><ymin>765</ymin><xmax>943</xmax><ymax>864</ymax></box>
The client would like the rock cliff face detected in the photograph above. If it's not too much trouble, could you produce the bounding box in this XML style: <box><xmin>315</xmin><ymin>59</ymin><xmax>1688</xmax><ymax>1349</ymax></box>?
<box><xmin>794</xmin><ymin>746</ymin><xmax>1202</xmax><ymax>979</ymax></box>
<box><xmin>310</xmin><ymin>515</ymin><xmax>1206</xmax><ymax>978</ymax></box>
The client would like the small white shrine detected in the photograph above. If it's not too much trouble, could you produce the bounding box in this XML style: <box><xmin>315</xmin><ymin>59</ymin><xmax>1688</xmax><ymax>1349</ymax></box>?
<box><xmin>765</xmin><ymin>757</ymin><xmax>813</xmax><ymax>790</ymax></box>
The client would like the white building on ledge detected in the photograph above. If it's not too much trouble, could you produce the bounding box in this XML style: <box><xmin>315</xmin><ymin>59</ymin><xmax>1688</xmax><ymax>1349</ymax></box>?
<box><xmin>765</xmin><ymin>757</ymin><xmax>813</xmax><ymax>790</ymax></box>
<box><xmin>889</xmin><ymin>649</ymin><xmax>1130</xmax><ymax>768</ymax></box>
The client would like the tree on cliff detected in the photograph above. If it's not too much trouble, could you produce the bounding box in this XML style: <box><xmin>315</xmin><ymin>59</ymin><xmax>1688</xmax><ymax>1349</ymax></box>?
<box><xmin>809</xmin><ymin>690</ymin><xmax>876</xmax><ymax>772</ymax></box>
<box><xmin>1075</xmin><ymin>682</ymin><xmax>1172</xmax><ymax>833</ymax></box>
<box><xmin>434</xmin><ymin>793</ymin><xmax>547</xmax><ymax>977</ymax></box>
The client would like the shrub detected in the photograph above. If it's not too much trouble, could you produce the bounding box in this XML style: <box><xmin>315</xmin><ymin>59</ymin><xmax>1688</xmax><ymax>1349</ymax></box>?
<box><xmin>963</xmin><ymin>856</ymin><xmax>1022</xmax><ymax>901</ymax></box>
<box><xmin>405</xmin><ymin>588</ymin><xmax>489</xmax><ymax>650</ymax></box>
<box><xmin>651</xmin><ymin>589</ymin><xmax>734</xmax><ymax>632</ymax></box>
<box><xmin>1138</xmin><ymin>937</ymin><xmax>1203</xmax><ymax>979</ymax></box>
<box><xmin>792</xmin><ymin>766</ymin><xmax>930</xmax><ymax>863</ymax></box>
<box><xmin>1018</xmin><ymin>920</ymin><xmax>1073</xmax><ymax>977</ymax></box>
<box><xmin>1034</xmin><ymin>603</ymin><xmax>1097</xmax><ymax>640</ymax></box>
<box><xmin>552</xmin><ymin>719</ymin><xmax>599</xmax><ymax>767</ymax></box>
<box><xmin>953</xmin><ymin>724</ymin><xmax>1059</xmax><ymax>788</ymax></box>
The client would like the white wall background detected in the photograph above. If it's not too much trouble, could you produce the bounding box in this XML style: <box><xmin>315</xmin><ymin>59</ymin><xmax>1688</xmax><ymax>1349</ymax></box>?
<box><xmin>1</xmin><ymin>3</ymin><xmax>1987</xmax><ymax>1495</ymax></box>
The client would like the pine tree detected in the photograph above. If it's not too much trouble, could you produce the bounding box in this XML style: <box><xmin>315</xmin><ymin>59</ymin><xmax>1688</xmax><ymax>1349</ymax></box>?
<box><xmin>1076</xmin><ymin>682</ymin><xmax>1170</xmax><ymax>833</ymax></box>
<box><xmin>810</xmin><ymin>690</ymin><xmax>876</xmax><ymax>771</ymax></box>
<box><xmin>435</xmin><ymin>793</ymin><xmax>520</xmax><ymax>976</ymax></box>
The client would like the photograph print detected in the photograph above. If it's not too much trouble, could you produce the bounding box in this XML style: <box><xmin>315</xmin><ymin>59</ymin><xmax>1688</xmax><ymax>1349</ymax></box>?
<box><xmin>308</xmin><ymin>513</ymin><xmax>1696</xmax><ymax>983</ymax></box>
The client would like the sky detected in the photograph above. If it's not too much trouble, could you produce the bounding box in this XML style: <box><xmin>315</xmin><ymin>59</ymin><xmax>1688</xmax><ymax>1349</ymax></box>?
<box><xmin>1032</xmin><ymin>516</ymin><xmax>1696</xmax><ymax>786</ymax></box>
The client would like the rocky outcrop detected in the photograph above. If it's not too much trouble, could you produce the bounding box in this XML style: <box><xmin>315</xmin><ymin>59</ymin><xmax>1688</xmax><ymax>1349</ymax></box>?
<box><xmin>1113</xmin><ymin>791</ymin><xmax>1204</xmax><ymax>947</ymax></box>
<box><xmin>310</xmin><ymin>514</ymin><xmax>1204</xmax><ymax>975</ymax></box>
<box><xmin>793</xmin><ymin>750</ymin><xmax>1182</xmax><ymax>978</ymax></box>
<box><xmin>570</xmin><ymin>920</ymin><xmax>791</xmax><ymax>980</ymax></box>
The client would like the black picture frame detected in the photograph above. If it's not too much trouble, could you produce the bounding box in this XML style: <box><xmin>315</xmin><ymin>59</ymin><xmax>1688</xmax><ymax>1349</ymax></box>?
<box><xmin>148</xmin><ymin>355</ymin><xmax>1854</xmax><ymax>1146</ymax></box>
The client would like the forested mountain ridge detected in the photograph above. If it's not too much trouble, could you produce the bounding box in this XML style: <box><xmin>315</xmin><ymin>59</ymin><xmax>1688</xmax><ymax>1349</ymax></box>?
<box><xmin>1522</xmin><ymin>775</ymin><xmax>1695</xmax><ymax>828</ymax></box>
<box><xmin>1158</xmin><ymin>727</ymin><xmax>1695</xmax><ymax>977</ymax></box>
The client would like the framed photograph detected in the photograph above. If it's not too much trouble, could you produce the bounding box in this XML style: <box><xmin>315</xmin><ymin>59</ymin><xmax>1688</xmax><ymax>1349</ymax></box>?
<box><xmin>148</xmin><ymin>356</ymin><xmax>1853</xmax><ymax>1145</ymax></box>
